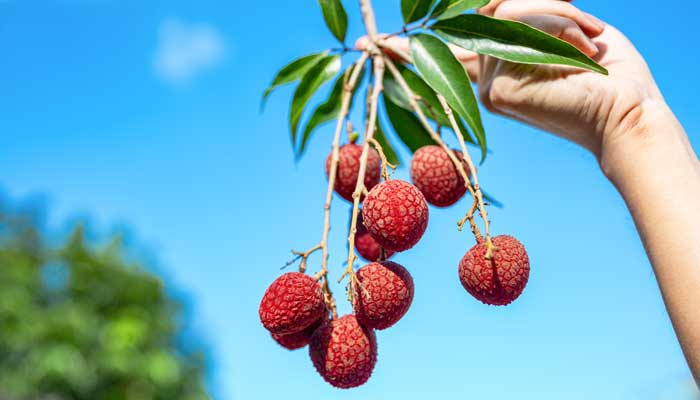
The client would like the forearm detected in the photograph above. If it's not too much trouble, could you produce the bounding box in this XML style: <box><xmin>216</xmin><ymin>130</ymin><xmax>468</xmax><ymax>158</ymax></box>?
<box><xmin>603</xmin><ymin>100</ymin><xmax>700</xmax><ymax>384</ymax></box>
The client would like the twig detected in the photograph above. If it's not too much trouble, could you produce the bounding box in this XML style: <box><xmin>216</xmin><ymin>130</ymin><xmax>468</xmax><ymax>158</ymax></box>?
<box><xmin>288</xmin><ymin>244</ymin><xmax>322</xmax><ymax>273</ymax></box>
<box><xmin>339</xmin><ymin>5</ymin><xmax>385</xmax><ymax>304</ymax></box>
<box><xmin>369</xmin><ymin>137</ymin><xmax>396</xmax><ymax>180</ymax></box>
<box><xmin>457</xmin><ymin>199</ymin><xmax>482</xmax><ymax>242</ymax></box>
<box><xmin>436</xmin><ymin>94</ymin><xmax>495</xmax><ymax>258</ymax></box>
<box><xmin>311</xmin><ymin>52</ymin><xmax>369</xmax><ymax>319</ymax></box>
<box><xmin>384</xmin><ymin>23</ymin><xmax>426</xmax><ymax>40</ymax></box>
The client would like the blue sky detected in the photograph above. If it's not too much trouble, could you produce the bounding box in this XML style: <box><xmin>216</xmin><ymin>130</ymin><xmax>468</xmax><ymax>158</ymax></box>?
<box><xmin>1</xmin><ymin>0</ymin><xmax>699</xmax><ymax>399</ymax></box>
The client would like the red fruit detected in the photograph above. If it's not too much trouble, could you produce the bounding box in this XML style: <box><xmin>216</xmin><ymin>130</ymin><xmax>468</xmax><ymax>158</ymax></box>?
<box><xmin>325</xmin><ymin>144</ymin><xmax>381</xmax><ymax>202</ymax></box>
<box><xmin>458</xmin><ymin>235</ymin><xmax>530</xmax><ymax>306</ymax></box>
<box><xmin>309</xmin><ymin>314</ymin><xmax>377</xmax><ymax>389</ymax></box>
<box><xmin>355</xmin><ymin>209</ymin><xmax>395</xmax><ymax>262</ymax></box>
<box><xmin>410</xmin><ymin>145</ymin><xmax>469</xmax><ymax>207</ymax></box>
<box><xmin>259</xmin><ymin>272</ymin><xmax>326</xmax><ymax>335</ymax></box>
<box><xmin>354</xmin><ymin>261</ymin><xmax>414</xmax><ymax>330</ymax></box>
<box><xmin>271</xmin><ymin>317</ymin><xmax>324</xmax><ymax>350</ymax></box>
<box><xmin>362</xmin><ymin>180</ymin><xmax>429</xmax><ymax>252</ymax></box>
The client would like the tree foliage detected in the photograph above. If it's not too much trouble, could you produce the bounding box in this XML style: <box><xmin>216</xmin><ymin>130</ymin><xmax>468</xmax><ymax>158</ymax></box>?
<box><xmin>0</xmin><ymin>207</ymin><xmax>210</xmax><ymax>400</ymax></box>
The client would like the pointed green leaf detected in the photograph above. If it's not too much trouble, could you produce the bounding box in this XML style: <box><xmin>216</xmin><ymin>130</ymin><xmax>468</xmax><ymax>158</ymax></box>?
<box><xmin>430</xmin><ymin>0</ymin><xmax>490</xmax><ymax>20</ymax></box>
<box><xmin>432</xmin><ymin>14</ymin><xmax>608</xmax><ymax>74</ymax></box>
<box><xmin>383</xmin><ymin>94</ymin><xmax>433</xmax><ymax>153</ymax></box>
<box><xmin>318</xmin><ymin>0</ymin><xmax>348</xmax><ymax>43</ymax></box>
<box><xmin>289</xmin><ymin>55</ymin><xmax>341</xmax><ymax>145</ymax></box>
<box><xmin>297</xmin><ymin>64</ymin><xmax>366</xmax><ymax>157</ymax></box>
<box><xmin>409</xmin><ymin>33</ymin><xmax>486</xmax><ymax>161</ymax></box>
<box><xmin>383</xmin><ymin>65</ymin><xmax>476</xmax><ymax>144</ymax></box>
<box><xmin>481</xmin><ymin>189</ymin><xmax>503</xmax><ymax>208</ymax></box>
<box><xmin>401</xmin><ymin>0</ymin><xmax>437</xmax><ymax>24</ymax></box>
<box><xmin>374</xmin><ymin>117</ymin><xmax>401</xmax><ymax>166</ymax></box>
<box><xmin>262</xmin><ymin>51</ymin><xmax>329</xmax><ymax>106</ymax></box>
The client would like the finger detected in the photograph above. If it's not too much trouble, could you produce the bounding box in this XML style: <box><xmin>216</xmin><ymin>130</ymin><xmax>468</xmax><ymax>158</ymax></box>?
<box><xmin>486</xmin><ymin>0</ymin><xmax>604</xmax><ymax>38</ymax></box>
<box><xmin>519</xmin><ymin>14</ymin><xmax>599</xmax><ymax>57</ymax></box>
<box><xmin>479</xmin><ymin>0</ymin><xmax>576</xmax><ymax>17</ymax></box>
<box><xmin>360</xmin><ymin>35</ymin><xmax>481</xmax><ymax>80</ymax></box>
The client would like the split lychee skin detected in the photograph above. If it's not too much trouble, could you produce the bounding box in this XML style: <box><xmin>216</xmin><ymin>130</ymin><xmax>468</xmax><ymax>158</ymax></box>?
<box><xmin>354</xmin><ymin>261</ymin><xmax>414</xmax><ymax>330</ymax></box>
<box><xmin>259</xmin><ymin>272</ymin><xmax>326</xmax><ymax>335</ymax></box>
<box><xmin>309</xmin><ymin>314</ymin><xmax>377</xmax><ymax>389</ymax></box>
<box><xmin>355</xmin><ymin>209</ymin><xmax>395</xmax><ymax>262</ymax></box>
<box><xmin>362</xmin><ymin>180</ymin><xmax>429</xmax><ymax>252</ymax></box>
<box><xmin>325</xmin><ymin>144</ymin><xmax>381</xmax><ymax>202</ymax></box>
<box><xmin>410</xmin><ymin>145</ymin><xmax>468</xmax><ymax>207</ymax></box>
<box><xmin>271</xmin><ymin>317</ymin><xmax>323</xmax><ymax>350</ymax></box>
<box><xmin>458</xmin><ymin>235</ymin><xmax>530</xmax><ymax>306</ymax></box>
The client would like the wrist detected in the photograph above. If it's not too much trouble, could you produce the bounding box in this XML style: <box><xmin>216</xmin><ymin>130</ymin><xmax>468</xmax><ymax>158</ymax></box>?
<box><xmin>599</xmin><ymin>99</ymin><xmax>694</xmax><ymax>184</ymax></box>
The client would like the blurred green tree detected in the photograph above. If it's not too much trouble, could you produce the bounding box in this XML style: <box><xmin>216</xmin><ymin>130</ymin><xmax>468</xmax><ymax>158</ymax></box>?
<box><xmin>0</xmin><ymin>207</ymin><xmax>210</xmax><ymax>399</ymax></box>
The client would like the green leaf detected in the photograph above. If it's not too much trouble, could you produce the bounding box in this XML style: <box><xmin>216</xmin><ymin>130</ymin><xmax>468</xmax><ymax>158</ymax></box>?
<box><xmin>401</xmin><ymin>0</ymin><xmax>437</xmax><ymax>24</ymax></box>
<box><xmin>261</xmin><ymin>51</ymin><xmax>329</xmax><ymax>107</ymax></box>
<box><xmin>481</xmin><ymin>189</ymin><xmax>503</xmax><ymax>208</ymax></box>
<box><xmin>297</xmin><ymin>64</ymin><xmax>366</xmax><ymax>157</ymax></box>
<box><xmin>432</xmin><ymin>14</ymin><xmax>608</xmax><ymax>74</ymax></box>
<box><xmin>318</xmin><ymin>0</ymin><xmax>348</xmax><ymax>43</ymax></box>
<box><xmin>383</xmin><ymin>65</ymin><xmax>475</xmax><ymax>144</ymax></box>
<box><xmin>383</xmin><ymin>94</ymin><xmax>433</xmax><ymax>153</ymax></box>
<box><xmin>374</xmin><ymin>118</ymin><xmax>401</xmax><ymax>166</ymax></box>
<box><xmin>289</xmin><ymin>55</ymin><xmax>341</xmax><ymax>145</ymax></box>
<box><xmin>409</xmin><ymin>33</ymin><xmax>486</xmax><ymax>161</ymax></box>
<box><xmin>430</xmin><ymin>0</ymin><xmax>490</xmax><ymax>20</ymax></box>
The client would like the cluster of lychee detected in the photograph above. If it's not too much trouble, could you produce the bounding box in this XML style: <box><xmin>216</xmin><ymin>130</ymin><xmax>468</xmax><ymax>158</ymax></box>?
<box><xmin>259</xmin><ymin>143</ymin><xmax>530</xmax><ymax>389</ymax></box>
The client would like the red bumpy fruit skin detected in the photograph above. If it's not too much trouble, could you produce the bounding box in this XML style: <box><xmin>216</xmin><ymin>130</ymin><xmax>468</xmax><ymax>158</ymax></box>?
<box><xmin>362</xmin><ymin>180</ymin><xmax>429</xmax><ymax>252</ymax></box>
<box><xmin>458</xmin><ymin>235</ymin><xmax>530</xmax><ymax>306</ymax></box>
<box><xmin>410</xmin><ymin>145</ymin><xmax>468</xmax><ymax>207</ymax></box>
<box><xmin>271</xmin><ymin>317</ymin><xmax>323</xmax><ymax>350</ymax></box>
<box><xmin>309</xmin><ymin>314</ymin><xmax>377</xmax><ymax>389</ymax></box>
<box><xmin>354</xmin><ymin>261</ymin><xmax>414</xmax><ymax>330</ymax></box>
<box><xmin>355</xmin><ymin>209</ymin><xmax>395</xmax><ymax>262</ymax></box>
<box><xmin>259</xmin><ymin>272</ymin><xmax>326</xmax><ymax>335</ymax></box>
<box><xmin>325</xmin><ymin>143</ymin><xmax>381</xmax><ymax>202</ymax></box>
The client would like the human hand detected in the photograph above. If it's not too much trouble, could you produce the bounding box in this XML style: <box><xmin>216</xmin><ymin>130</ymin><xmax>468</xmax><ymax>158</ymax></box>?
<box><xmin>359</xmin><ymin>0</ymin><xmax>668</xmax><ymax>167</ymax></box>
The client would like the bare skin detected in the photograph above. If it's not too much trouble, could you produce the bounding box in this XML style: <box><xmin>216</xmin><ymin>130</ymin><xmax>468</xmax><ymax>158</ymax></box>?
<box><xmin>359</xmin><ymin>0</ymin><xmax>700</xmax><ymax>386</ymax></box>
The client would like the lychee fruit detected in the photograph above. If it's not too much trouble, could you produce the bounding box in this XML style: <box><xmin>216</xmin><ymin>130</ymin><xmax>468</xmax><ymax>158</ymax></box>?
<box><xmin>326</xmin><ymin>143</ymin><xmax>381</xmax><ymax>202</ymax></box>
<box><xmin>410</xmin><ymin>145</ymin><xmax>469</xmax><ymax>207</ymax></box>
<box><xmin>355</xmin><ymin>209</ymin><xmax>395</xmax><ymax>262</ymax></box>
<box><xmin>309</xmin><ymin>314</ymin><xmax>377</xmax><ymax>389</ymax></box>
<box><xmin>354</xmin><ymin>261</ymin><xmax>414</xmax><ymax>330</ymax></box>
<box><xmin>271</xmin><ymin>317</ymin><xmax>324</xmax><ymax>350</ymax></box>
<box><xmin>259</xmin><ymin>272</ymin><xmax>326</xmax><ymax>335</ymax></box>
<box><xmin>458</xmin><ymin>235</ymin><xmax>530</xmax><ymax>306</ymax></box>
<box><xmin>362</xmin><ymin>180</ymin><xmax>429</xmax><ymax>252</ymax></box>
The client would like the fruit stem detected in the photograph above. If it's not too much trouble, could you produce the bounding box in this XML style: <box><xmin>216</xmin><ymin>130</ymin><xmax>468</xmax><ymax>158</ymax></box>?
<box><xmin>290</xmin><ymin>243</ymin><xmax>323</xmax><ymax>273</ymax></box>
<box><xmin>368</xmin><ymin>137</ymin><xmax>395</xmax><ymax>181</ymax></box>
<box><xmin>457</xmin><ymin>199</ymin><xmax>483</xmax><ymax>242</ymax></box>
<box><xmin>436</xmin><ymin>94</ymin><xmax>495</xmax><ymax>258</ymax></box>
<box><xmin>313</xmin><ymin>52</ymin><xmax>369</xmax><ymax>318</ymax></box>
<box><xmin>341</xmin><ymin>43</ymin><xmax>385</xmax><ymax>306</ymax></box>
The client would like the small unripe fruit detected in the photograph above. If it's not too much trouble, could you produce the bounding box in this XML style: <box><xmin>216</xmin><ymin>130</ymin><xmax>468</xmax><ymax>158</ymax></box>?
<box><xmin>309</xmin><ymin>314</ymin><xmax>377</xmax><ymax>389</ymax></box>
<box><xmin>410</xmin><ymin>145</ymin><xmax>469</xmax><ymax>207</ymax></box>
<box><xmin>325</xmin><ymin>143</ymin><xmax>381</xmax><ymax>202</ymax></box>
<box><xmin>458</xmin><ymin>235</ymin><xmax>530</xmax><ymax>306</ymax></box>
<box><xmin>355</xmin><ymin>209</ymin><xmax>395</xmax><ymax>262</ymax></box>
<box><xmin>259</xmin><ymin>272</ymin><xmax>326</xmax><ymax>335</ymax></box>
<box><xmin>362</xmin><ymin>180</ymin><xmax>429</xmax><ymax>252</ymax></box>
<box><xmin>271</xmin><ymin>317</ymin><xmax>323</xmax><ymax>350</ymax></box>
<box><xmin>354</xmin><ymin>261</ymin><xmax>414</xmax><ymax>330</ymax></box>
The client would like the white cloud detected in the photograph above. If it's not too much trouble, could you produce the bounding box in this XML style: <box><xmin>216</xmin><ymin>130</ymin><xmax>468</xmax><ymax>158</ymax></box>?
<box><xmin>153</xmin><ymin>17</ymin><xmax>225</xmax><ymax>84</ymax></box>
